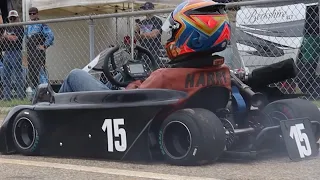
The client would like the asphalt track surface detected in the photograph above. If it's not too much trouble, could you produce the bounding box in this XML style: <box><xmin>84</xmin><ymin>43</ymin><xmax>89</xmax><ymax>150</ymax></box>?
<box><xmin>1</xmin><ymin>114</ymin><xmax>320</xmax><ymax>180</ymax></box>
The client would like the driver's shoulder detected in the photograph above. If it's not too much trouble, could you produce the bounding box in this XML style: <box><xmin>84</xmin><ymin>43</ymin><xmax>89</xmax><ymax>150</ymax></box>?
<box><xmin>152</xmin><ymin>68</ymin><xmax>198</xmax><ymax>78</ymax></box>
<box><xmin>152</xmin><ymin>68</ymin><xmax>178</xmax><ymax>74</ymax></box>
<box><xmin>152</xmin><ymin>65</ymin><xmax>231</xmax><ymax>77</ymax></box>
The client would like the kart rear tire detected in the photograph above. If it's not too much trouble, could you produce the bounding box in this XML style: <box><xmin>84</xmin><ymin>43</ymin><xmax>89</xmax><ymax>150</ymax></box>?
<box><xmin>12</xmin><ymin>110</ymin><xmax>44</xmax><ymax>156</ymax></box>
<box><xmin>261</xmin><ymin>98</ymin><xmax>320</xmax><ymax>147</ymax></box>
<box><xmin>158</xmin><ymin>108</ymin><xmax>226</xmax><ymax>166</ymax></box>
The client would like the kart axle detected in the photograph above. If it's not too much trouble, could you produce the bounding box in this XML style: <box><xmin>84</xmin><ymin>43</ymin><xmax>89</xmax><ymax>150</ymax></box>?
<box><xmin>226</xmin><ymin>127</ymin><xmax>255</xmax><ymax>135</ymax></box>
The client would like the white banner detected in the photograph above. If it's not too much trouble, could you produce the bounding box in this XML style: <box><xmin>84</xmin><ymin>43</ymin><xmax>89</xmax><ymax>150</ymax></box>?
<box><xmin>236</xmin><ymin>3</ymin><xmax>307</xmax><ymax>26</ymax></box>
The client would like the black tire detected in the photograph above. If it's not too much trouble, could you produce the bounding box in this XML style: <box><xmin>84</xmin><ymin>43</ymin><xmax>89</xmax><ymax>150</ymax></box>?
<box><xmin>12</xmin><ymin>110</ymin><xmax>44</xmax><ymax>156</ymax></box>
<box><xmin>261</xmin><ymin>98</ymin><xmax>320</xmax><ymax>147</ymax></box>
<box><xmin>158</xmin><ymin>108</ymin><xmax>226</xmax><ymax>166</ymax></box>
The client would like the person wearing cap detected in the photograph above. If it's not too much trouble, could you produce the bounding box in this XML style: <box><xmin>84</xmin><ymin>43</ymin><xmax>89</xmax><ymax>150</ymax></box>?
<box><xmin>135</xmin><ymin>2</ymin><xmax>163</xmax><ymax>68</ymax></box>
<box><xmin>25</xmin><ymin>7</ymin><xmax>54</xmax><ymax>93</ymax></box>
<box><xmin>1</xmin><ymin>10</ymin><xmax>25</xmax><ymax>101</ymax></box>
<box><xmin>0</xmin><ymin>10</ymin><xmax>4</xmax><ymax>62</ymax></box>
<box><xmin>0</xmin><ymin>10</ymin><xmax>5</xmax><ymax>62</ymax></box>
<box><xmin>0</xmin><ymin>11</ymin><xmax>3</xmax><ymax>99</ymax></box>
<box><xmin>0</xmin><ymin>10</ymin><xmax>4</xmax><ymax>37</ymax></box>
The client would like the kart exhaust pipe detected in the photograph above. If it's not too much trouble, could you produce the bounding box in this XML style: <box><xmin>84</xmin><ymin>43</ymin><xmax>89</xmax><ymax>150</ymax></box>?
<box><xmin>231</xmin><ymin>58</ymin><xmax>297</xmax><ymax>108</ymax></box>
<box><xmin>231</xmin><ymin>73</ymin><xmax>268</xmax><ymax>108</ymax></box>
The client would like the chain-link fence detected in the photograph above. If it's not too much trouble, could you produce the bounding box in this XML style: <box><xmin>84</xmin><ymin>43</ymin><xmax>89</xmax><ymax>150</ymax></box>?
<box><xmin>233</xmin><ymin>1</ymin><xmax>320</xmax><ymax>99</ymax></box>
<box><xmin>0</xmin><ymin>0</ymin><xmax>319</xmax><ymax>107</ymax></box>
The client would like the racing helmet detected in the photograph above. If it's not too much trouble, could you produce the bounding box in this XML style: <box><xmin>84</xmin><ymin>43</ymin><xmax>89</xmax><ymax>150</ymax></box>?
<box><xmin>162</xmin><ymin>0</ymin><xmax>231</xmax><ymax>63</ymax></box>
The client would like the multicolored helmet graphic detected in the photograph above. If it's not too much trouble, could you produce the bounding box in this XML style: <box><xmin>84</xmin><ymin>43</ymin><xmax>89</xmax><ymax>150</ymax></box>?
<box><xmin>162</xmin><ymin>0</ymin><xmax>231</xmax><ymax>63</ymax></box>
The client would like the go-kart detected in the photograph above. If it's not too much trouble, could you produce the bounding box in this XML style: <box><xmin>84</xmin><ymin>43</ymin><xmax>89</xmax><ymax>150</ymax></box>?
<box><xmin>0</xmin><ymin>44</ymin><xmax>319</xmax><ymax>166</ymax></box>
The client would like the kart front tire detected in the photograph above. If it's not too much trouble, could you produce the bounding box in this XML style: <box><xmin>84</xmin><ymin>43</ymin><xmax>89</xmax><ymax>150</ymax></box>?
<box><xmin>158</xmin><ymin>108</ymin><xmax>226</xmax><ymax>166</ymax></box>
<box><xmin>263</xmin><ymin>98</ymin><xmax>320</xmax><ymax>136</ymax></box>
<box><xmin>12</xmin><ymin>110</ymin><xmax>44</xmax><ymax>156</ymax></box>
<box><xmin>261</xmin><ymin>98</ymin><xmax>320</xmax><ymax>149</ymax></box>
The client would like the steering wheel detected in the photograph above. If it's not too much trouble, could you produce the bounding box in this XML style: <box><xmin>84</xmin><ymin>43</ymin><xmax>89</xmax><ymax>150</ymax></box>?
<box><xmin>103</xmin><ymin>44</ymin><xmax>157</xmax><ymax>87</ymax></box>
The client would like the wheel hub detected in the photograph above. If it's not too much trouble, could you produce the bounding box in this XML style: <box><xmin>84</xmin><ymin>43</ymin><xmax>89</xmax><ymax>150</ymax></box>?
<box><xmin>162</xmin><ymin>121</ymin><xmax>192</xmax><ymax>159</ymax></box>
<box><xmin>13</xmin><ymin>118</ymin><xmax>36</xmax><ymax>149</ymax></box>
<box><xmin>221</xmin><ymin>118</ymin><xmax>235</xmax><ymax>149</ymax></box>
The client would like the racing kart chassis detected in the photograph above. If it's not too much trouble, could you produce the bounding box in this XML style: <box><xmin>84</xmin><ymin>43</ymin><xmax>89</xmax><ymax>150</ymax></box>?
<box><xmin>3</xmin><ymin>82</ymin><xmax>319</xmax><ymax>163</ymax></box>
<box><xmin>0</xmin><ymin>46</ymin><xmax>319</xmax><ymax>166</ymax></box>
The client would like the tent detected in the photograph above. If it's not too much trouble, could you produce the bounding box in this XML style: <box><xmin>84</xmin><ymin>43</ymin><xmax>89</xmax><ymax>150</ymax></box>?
<box><xmin>24</xmin><ymin>0</ymin><xmax>177</xmax><ymax>17</ymax></box>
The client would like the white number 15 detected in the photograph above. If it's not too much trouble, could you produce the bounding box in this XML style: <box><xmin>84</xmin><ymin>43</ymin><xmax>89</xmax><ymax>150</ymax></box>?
<box><xmin>102</xmin><ymin>118</ymin><xmax>127</xmax><ymax>152</ymax></box>
<box><xmin>289</xmin><ymin>123</ymin><xmax>312</xmax><ymax>158</ymax></box>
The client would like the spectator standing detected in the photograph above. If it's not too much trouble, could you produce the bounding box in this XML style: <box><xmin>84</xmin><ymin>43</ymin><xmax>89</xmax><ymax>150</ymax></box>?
<box><xmin>0</xmin><ymin>11</ymin><xmax>4</xmax><ymax>99</ymax></box>
<box><xmin>0</xmin><ymin>11</ymin><xmax>5</xmax><ymax>64</ymax></box>
<box><xmin>0</xmin><ymin>10</ymin><xmax>4</xmax><ymax>51</ymax></box>
<box><xmin>135</xmin><ymin>2</ymin><xmax>163</xmax><ymax>68</ymax></box>
<box><xmin>1</xmin><ymin>10</ymin><xmax>25</xmax><ymax>101</ymax></box>
<box><xmin>25</xmin><ymin>7</ymin><xmax>54</xmax><ymax>92</ymax></box>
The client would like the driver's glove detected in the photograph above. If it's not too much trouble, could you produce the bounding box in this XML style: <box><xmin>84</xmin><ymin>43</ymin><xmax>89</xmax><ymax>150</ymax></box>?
<box><xmin>126</xmin><ymin>80</ymin><xmax>142</xmax><ymax>89</ymax></box>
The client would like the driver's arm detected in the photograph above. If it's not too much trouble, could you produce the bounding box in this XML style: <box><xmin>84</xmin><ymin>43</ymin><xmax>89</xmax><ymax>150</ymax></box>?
<box><xmin>126</xmin><ymin>69</ymin><xmax>164</xmax><ymax>89</ymax></box>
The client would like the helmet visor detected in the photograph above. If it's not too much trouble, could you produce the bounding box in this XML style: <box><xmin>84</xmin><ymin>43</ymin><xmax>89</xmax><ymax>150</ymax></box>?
<box><xmin>161</xmin><ymin>12</ymin><xmax>174</xmax><ymax>32</ymax></box>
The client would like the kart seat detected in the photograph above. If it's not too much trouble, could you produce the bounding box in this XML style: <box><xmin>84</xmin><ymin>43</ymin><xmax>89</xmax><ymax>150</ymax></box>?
<box><xmin>182</xmin><ymin>85</ymin><xmax>230</xmax><ymax>113</ymax></box>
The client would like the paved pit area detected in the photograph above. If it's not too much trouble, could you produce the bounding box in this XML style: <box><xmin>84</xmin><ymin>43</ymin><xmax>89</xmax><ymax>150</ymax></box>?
<box><xmin>0</xmin><ymin>114</ymin><xmax>320</xmax><ymax>180</ymax></box>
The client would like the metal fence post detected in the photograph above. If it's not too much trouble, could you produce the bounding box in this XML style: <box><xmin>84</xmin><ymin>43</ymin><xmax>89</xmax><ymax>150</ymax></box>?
<box><xmin>89</xmin><ymin>18</ymin><xmax>95</xmax><ymax>62</ymax></box>
<box><xmin>131</xmin><ymin>0</ymin><xmax>135</xmax><ymax>59</ymax></box>
<box><xmin>22</xmin><ymin>0</ymin><xmax>27</xmax><ymax>53</ymax></box>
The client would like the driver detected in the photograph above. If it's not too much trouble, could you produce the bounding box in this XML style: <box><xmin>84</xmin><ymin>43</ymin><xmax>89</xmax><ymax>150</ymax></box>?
<box><xmin>58</xmin><ymin>0</ymin><xmax>232</xmax><ymax>95</ymax></box>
